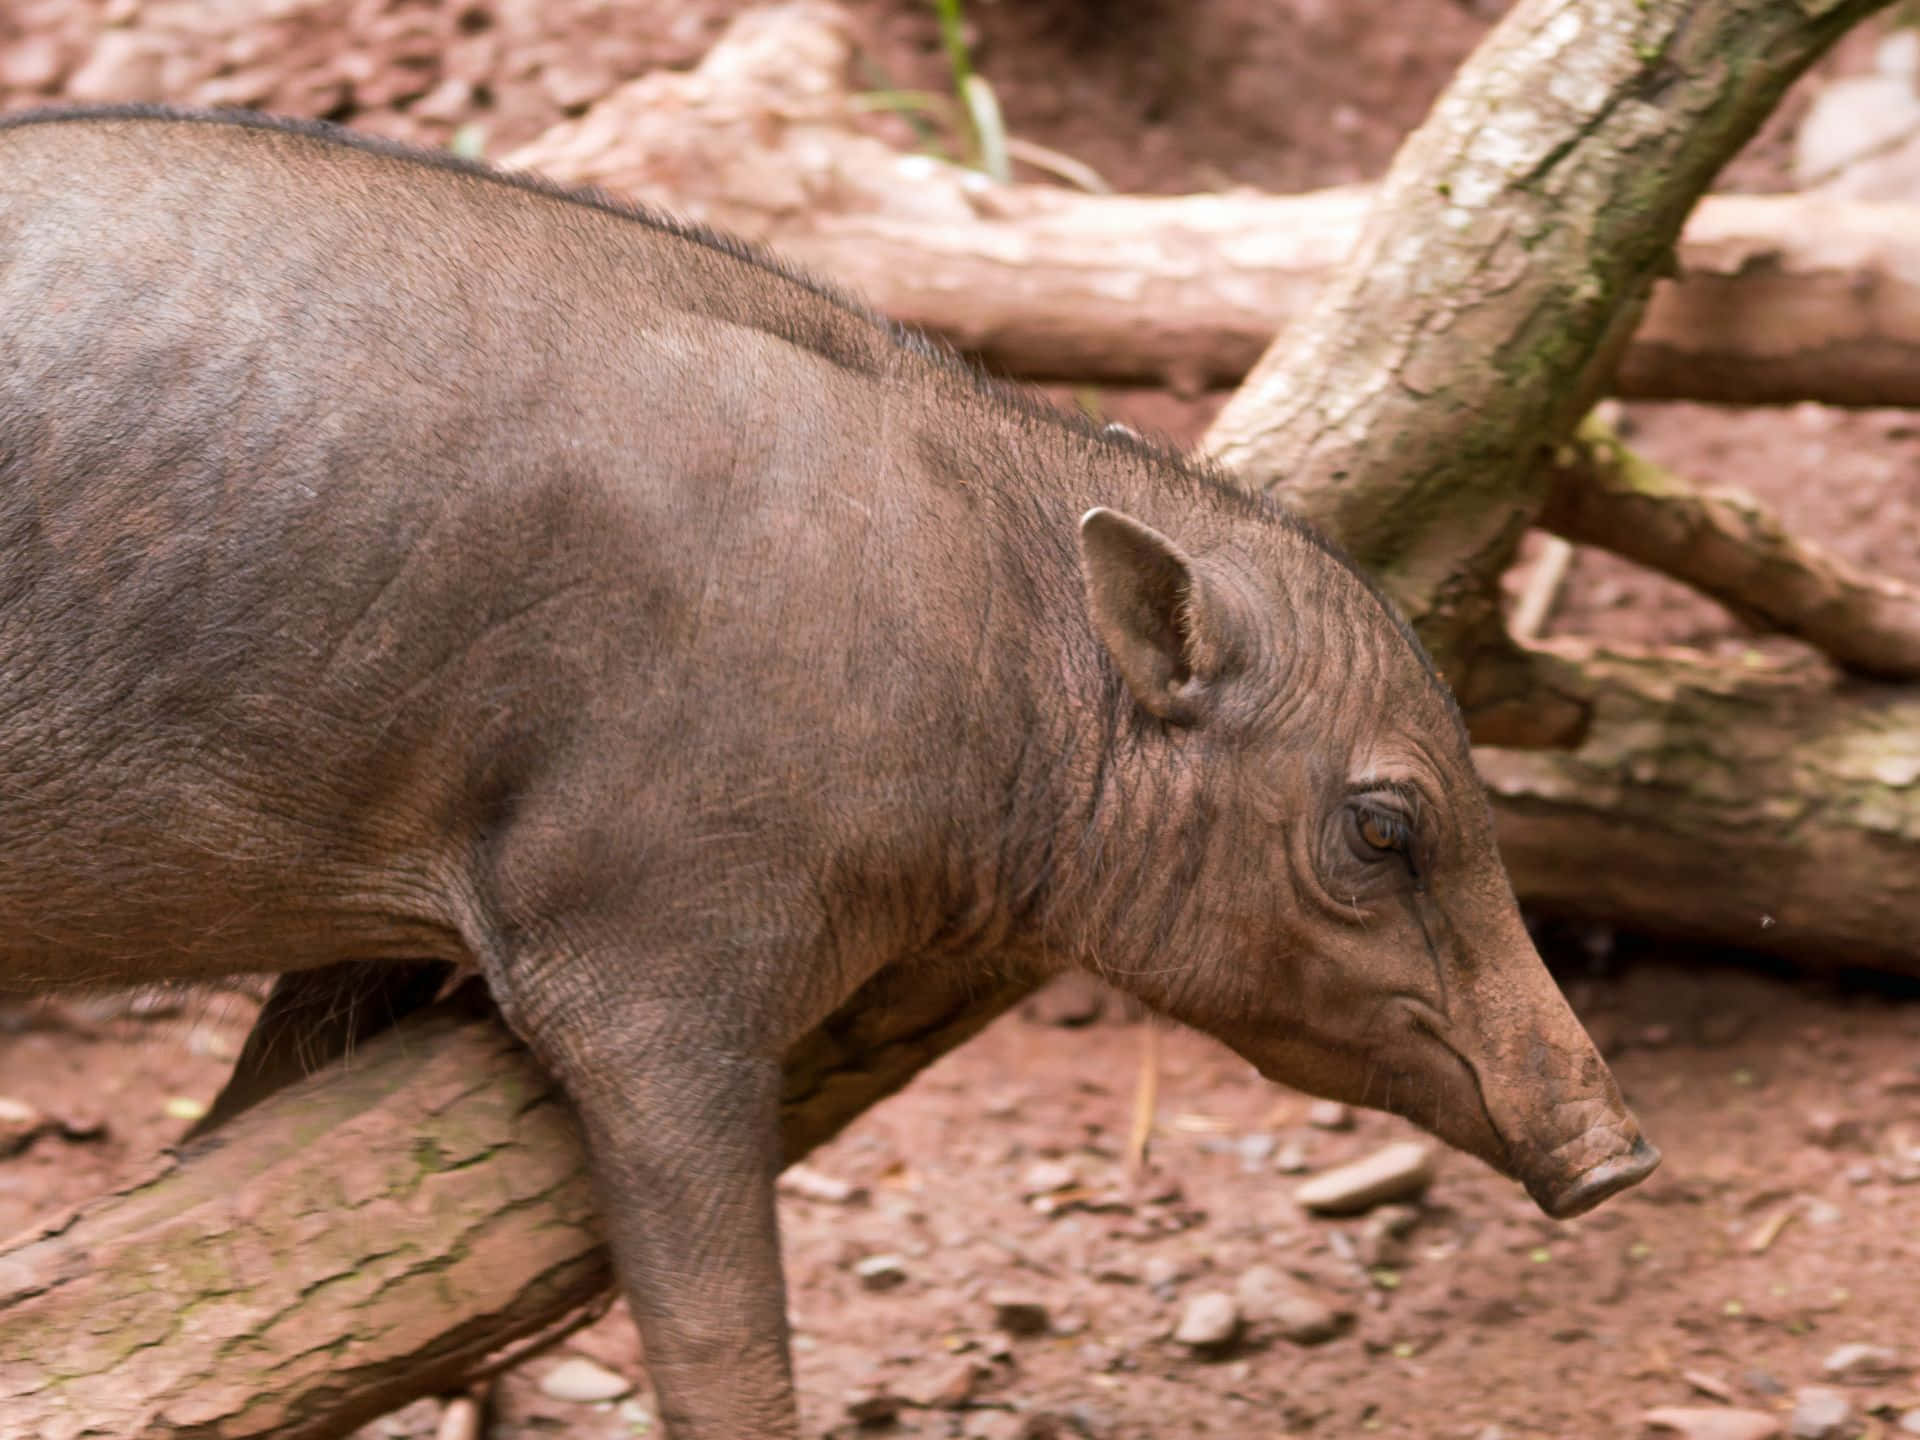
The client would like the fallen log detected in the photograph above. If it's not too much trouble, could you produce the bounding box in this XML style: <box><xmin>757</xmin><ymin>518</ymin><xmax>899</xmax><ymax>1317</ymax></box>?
<box><xmin>0</xmin><ymin>967</ymin><xmax>1035</xmax><ymax>1439</ymax></box>
<box><xmin>1483</xmin><ymin>644</ymin><xmax>1920</xmax><ymax>977</ymax></box>
<box><xmin>505</xmin><ymin>10</ymin><xmax>1920</xmax><ymax>410</ymax></box>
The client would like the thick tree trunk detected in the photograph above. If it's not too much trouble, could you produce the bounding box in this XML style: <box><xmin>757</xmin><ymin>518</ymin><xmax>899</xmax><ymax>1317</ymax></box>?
<box><xmin>0</xmin><ymin>970</ymin><xmax>1035</xmax><ymax>1440</ymax></box>
<box><xmin>1199</xmin><ymin>0</ymin><xmax>1894</xmax><ymax>728</ymax></box>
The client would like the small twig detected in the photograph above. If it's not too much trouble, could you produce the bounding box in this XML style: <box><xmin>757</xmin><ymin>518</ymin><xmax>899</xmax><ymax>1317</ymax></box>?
<box><xmin>435</xmin><ymin>1384</ymin><xmax>490</xmax><ymax>1440</ymax></box>
<box><xmin>1126</xmin><ymin>1022</ymin><xmax>1160</xmax><ymax>1176</ymax></box>
<box><xmin>1511</xmin><ymin>536</ymin><xmax>1576</xmax><ymax>643</ymax></box>
<box><xmin>1004</xmin><ymin>137</ymin><xmax>1112</xmax><ymax>194</ymax></box>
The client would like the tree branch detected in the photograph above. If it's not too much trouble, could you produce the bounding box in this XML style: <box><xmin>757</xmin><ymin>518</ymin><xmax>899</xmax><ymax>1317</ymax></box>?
<box><xmin>1541</xmin><ymin>415</ymin><xmax>1920</xmax><ymax>681</ymax></box>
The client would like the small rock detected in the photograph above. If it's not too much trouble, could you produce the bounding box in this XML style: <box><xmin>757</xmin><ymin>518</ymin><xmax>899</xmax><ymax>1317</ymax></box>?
<box><xmin>1642</xmin><ymin>1406</ymin><xmax>1782</xmax><ymax>1440</ymax></box>
<box><xmin>779</xmin><ymin>1164</ymin><xmax>866</xmax><ymax>1204</ymax></box>
<box><xmin>1022</xmin><ymin>1159</ymin><xmax>1078</xmax><ymax>1196</ymax></box>
<box><xmin>1804</xmin><ymin>1110</ymin><xmax>1863</xmax><ymax>1149</ymax></box>
<box><xmin>982</xmin><ymin>1090</ymin><xmax>1023</xmax><ymax>1119</ymax></box>
<box><xmin>1683</xmin><ymin>1371</ymin><xmax>1736</xmax><ymax>1404</ymax></box>
<box><xmin>854</xmin><ymin>1253</ymin><xmax>909</xmax><ymax>1291</ymax></box>
<box><xmin>1306</xmin><ymin>1100</ymin><xmax>1354</xmax><ymax>1131</ymax></box>
<box><xmin>1237</xmin><ymin>1266</ymin><xmax>1350</xmax><ymax>1346</ymax></box>
<box><xmin>1639</xmin><ymin>1023</ymin><xmax>1674</xmax><ymax>1048</ymax></box>
<box><xmin>538</xmin><ymin>1356</ymin><xmax>633</xmax><ymax>1404</ymax></box>
<box><xmin>55</xmin><ymin>1106</ymin><xmax>107</xmax><ymax>1142</ymax></box>
<box><xmin>1017</xmin><ymin>1413</ymin><xmax>1079</xmax><ymax>1440</ymax></box>
<box><xmin>1141</xmin><ymin>1254</ymin><xmax>1187</xmax><ymax>1292</ymax></box>
<box><xmin>1742</xmin><ymin>1369</ymin><xmax>1785</xmax><ymax>1398</ymax></box>
<box><xmin>1295</xmin><ymin>1141</ymin><xmax>1436</xmax><ymax>1215</ymax></box>
<box><xmin>1078</xmin><ymin>1341</ymin><xmax>1119</xmax><ymax>1372</ymax></box>
<box><xmin>910</xmin><ymin>1357</ymin><xmax>987</xmax><ymax>1410</ymax></box>
<box><xmin>1358</xmin><ymin>1203</ymin><xmax>1421</xmax><ymax>1266</ymax></box>
<box><xmin>844</xmin><ymin>1384</ymin><xmax>906</xmax><ymax>1425</ymax></box>
<box><xmin>1237</xmin><ymin>1132</ymin><xmax>1276</xmax><ymax>1172</ymax></box>
<box><xmin>1021</xmin><ymin>973</ymin><xmax>1108</xmax><ymax>1027</ymax></box>
<box><xmin>0</xmin><ymin>1095</ymin><xmax>45</xmax><ymax>1155</ymax></box>
<box><xmin>989</xmin><ymin>1290</ymin><xmax>1050</xmax><ymax>1336</ymax></box>
<box><xmin>1173</xmin><ymin>1291</ymin><xmax>1241</xmax><ymax>1351</ymax></box>
<box><xmin>1787</xmin><ymin>1386</ymin><xmax>1852</xmax><ymax>1440</ymax></box>
<box><xmin>1899</xmin><ymin>1408</ymin><xmax>1920</xmax><ymax>1436</ymax></box>
<box><xmin>1273</xmin><ymin>1139</ymin><xmax>1311</xmax><ymax>1174</ymax></box>
<box><xmin>1821</xmin><ymin>1342</ymin><xmax>1906</xmax><ymax>1381</ymax></box>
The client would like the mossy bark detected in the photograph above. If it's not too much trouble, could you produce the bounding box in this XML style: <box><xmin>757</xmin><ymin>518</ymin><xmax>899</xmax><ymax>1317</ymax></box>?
<box><xmin>1482</xmin><ymin>646</ymin><xmax>1920</xmax><ymax>977</ymax></box>
<box><xmin>0</xmin><ymin>970</ymin><xmax>1034</xmax><ymax>1439</ymax></box>
<box><xmin>1200</xmin><ymin>0</ymin><xmax>1894</xmax><ymax>738</ymax></box>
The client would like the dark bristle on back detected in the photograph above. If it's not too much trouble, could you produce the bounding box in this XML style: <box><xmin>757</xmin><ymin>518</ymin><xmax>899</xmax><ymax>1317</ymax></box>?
<box><xmin>0</xmin><ymin>103</ymin><xmax>1450</xmax><ymax>705</ymax></box>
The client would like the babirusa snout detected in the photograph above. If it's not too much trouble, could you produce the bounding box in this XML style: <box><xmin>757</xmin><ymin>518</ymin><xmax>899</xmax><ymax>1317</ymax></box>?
<box><xmin>1471</xmin><ymin>956</ymin><xmax>1660</xmax><ymax>1217</ymax></box>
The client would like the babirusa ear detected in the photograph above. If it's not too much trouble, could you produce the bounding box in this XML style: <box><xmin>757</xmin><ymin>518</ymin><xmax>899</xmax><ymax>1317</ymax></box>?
<box><xmin>1077</xmin><ymin>507</ymin><xmax>1223</xmax><ymax>725</ymax></box>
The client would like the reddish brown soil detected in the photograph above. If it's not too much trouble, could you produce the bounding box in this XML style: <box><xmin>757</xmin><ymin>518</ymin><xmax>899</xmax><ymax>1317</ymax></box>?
<box><xmin>3</xmin><ymin>3</ymin><xmax>1919</xmax><ymax>1438</ymax></box>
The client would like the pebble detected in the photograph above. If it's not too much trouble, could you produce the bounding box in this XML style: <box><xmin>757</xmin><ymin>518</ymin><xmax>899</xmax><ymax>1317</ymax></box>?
<box><xmin>0</xmin><ymin>1095</ymin><xmax>44</xmax><ymax>1154</ymax></box>
<box><xmin>1357</xmin><ymin>1203</ymin><xmax>1421</xmax><ymax>1266</ymax></box>
<box><xmin>1237</xmin><ymin>1131</ymin><xmax>1276</xmax><ymax>1172</ymax></box>
<box><xmin>1021</xmin><ymin>1159</ymin><xmax>1078</xmax><ymax>1196</ymax></box>
<box><xmin>910</xmin><ymin>1357</ymin><xmax>987</xmax><ymax>1410</ymax></box>
<box><xmin>1787</xmin><ymin>1386</ymin><xmax>1852</xmax><ymax>1440</ymax></box>
<box><xmin>1235</xmin><ymin>1264</ymin><xmax>1347</xmax><ymax>1345</ymax></box>
<box><xmin>843</xmin><ymin>1384</ymin><xmax>905</xmax><ymax>1425</ymax></box>
<box><xmin>1273</xmin><ymin>1139</ymin><xmax>1311</xmax><ymax>1174</ymax></box>
<box><xmin>1642</xmin><ymin>1406</ymin><xmax>1782</xmax><ymax>1440</ymax></box>
<box><xmin>1295</xmin><ymin>1141</ymin><xmax>1436</xmax><ymax>1215</ymax></box>
<box><xmin>538</xmin><ymin>1357</ymin><xmax>633</xmax><ymax>1404</ymax></box>
<box><xmin>778</xmin><ymin>1164</ymin><xmax>866</xmax><ymax>1204</ymax></box>
<box><xmin>1900</xmin><ymin>1408</ymin><xmax>1920</xmax><ymax>1435</ymax></box>
<box><xmin>854</xmin><ymin>1253</ymin><xmax>909</xmax><ymax>1291</ymax></box>
<box><xmin>1172</xmin><ymin>1291</ymin><xmax>1241</xmax><ymax>1351</ymax></box>
<box><xmin>1141</xmin><ymin>1254</ymin><xmax>1187</xmax><ymax>1292</ymax></box>
<box><xmin>1021</xmin><ymin>973</ymin><xmax>1108</xmax><ymax>1026</ymax></box>
<box><xmin>1803</xmin><ymin>1110</ymin><xmax>1862</xmax><ymax>1149</ymax></box>
<box><xmin>988</xmin><ymin>1290</ymin><xmax>1051</xmax><ymax>1336</ymax></box>
<box><xmin>1821</xmin><ymin>1342</ymin><xmax>1906</xmax><ymax>1380</ymax></box>
<box><xmin>1306</xmin><ymin>1100</ymin><xmax>1354</xmax><ymax>1131</ymax></box>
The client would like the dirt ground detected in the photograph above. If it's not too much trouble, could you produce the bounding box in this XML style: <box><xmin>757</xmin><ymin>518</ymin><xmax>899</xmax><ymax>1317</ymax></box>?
<box><xmin>2</xmin><ymin>1</ymin><xmax>1918</xmax><ymax>1437</ymax></box>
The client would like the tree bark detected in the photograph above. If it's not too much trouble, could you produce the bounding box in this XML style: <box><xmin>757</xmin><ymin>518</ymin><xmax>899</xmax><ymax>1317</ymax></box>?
<box><xmin>1540</xmin><ymin>416</ymin><xmax>1920</xmax><ymax>681</ymax></box>
<box><xmin>1199</xmin><ymin>0</ymin><xmax>1894</xmax><ymax>729</ymax></box>
<box><xmin>0</xmin><ymin>969</ymin><xmax>1035</xmax><ymax>1440</ymax></box>
<box><xmin>1481</xmin><ymin>645</ymin><xmax>1920</xmax><ymax>977</ymax></box>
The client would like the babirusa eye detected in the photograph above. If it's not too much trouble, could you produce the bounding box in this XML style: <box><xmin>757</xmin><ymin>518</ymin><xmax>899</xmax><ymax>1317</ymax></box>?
<box><xmin>1358</xmin><ymin>810</ymin><xmax>1408</xmax><ymax>854</ymax></box>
